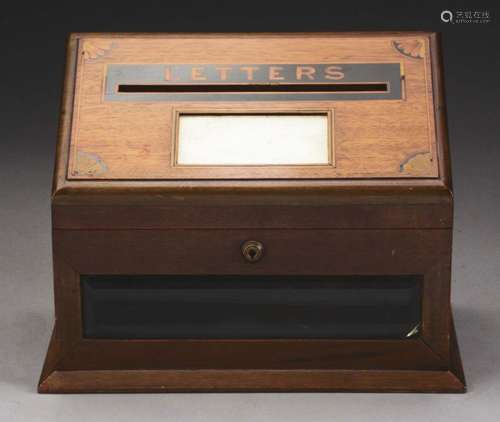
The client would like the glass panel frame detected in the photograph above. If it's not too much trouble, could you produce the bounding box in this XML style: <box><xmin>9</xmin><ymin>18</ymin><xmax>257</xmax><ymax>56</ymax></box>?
<box><xmin>81</xmin><ymin>275</ymin><xmax>422</xmax><ymax>340</ymax></box>
<box><xmin>173</xmin><ymin>110</ymin><xmax>334</xmax><ymax>167</ymax></box>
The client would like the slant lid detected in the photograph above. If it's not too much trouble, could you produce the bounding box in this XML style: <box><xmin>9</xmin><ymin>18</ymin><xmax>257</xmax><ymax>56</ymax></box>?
<box><xmin>65</xmin><ymin>33</ymin><xmax>442</xmax><ymax>181</ymax></box>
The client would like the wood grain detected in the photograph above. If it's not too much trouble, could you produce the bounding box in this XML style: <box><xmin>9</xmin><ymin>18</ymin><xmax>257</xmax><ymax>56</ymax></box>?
<box><xmin>39</xmin><ymin>32</ymin><xmax>464</xmax><ymax>394</ymax></box>
<box><xmin>64</xmin><ymin>33</ymin><xmax>439</xmax><ymax>180</ymax></box>
<box><xmin>38</xmin><ymin>321</ymin><xmax>465</xmax><ymax>393</ymax></box>
<box><xmin>50</xmin><ymin>228</ymin><xmax>453</xmax><ymax>363</ymax></box>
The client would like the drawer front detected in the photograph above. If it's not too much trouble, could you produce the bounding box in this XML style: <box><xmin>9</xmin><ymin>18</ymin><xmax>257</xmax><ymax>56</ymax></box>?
<box><xmin>52</xmin><ymin>228</ymin><xmax>452</xmax><ymax>368</ymax></box>
<box><xmin>54</xmin><ymin>228</ymin><xmax>446</xmax><ymax>275</ymax></box>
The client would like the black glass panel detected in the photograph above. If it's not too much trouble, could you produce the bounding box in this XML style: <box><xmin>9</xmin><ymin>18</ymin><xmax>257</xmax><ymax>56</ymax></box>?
<box><xmin>81</xmin><ymin>275</ymin><xmax>422</xmax><ymax>340</ymax></box>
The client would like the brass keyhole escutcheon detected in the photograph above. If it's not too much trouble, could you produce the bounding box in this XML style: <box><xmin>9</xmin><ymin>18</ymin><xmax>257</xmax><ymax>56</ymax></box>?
<box><xmin>241</xmin><ymin>240</ymin><xmax>264</xmax><ymax>263</ymax></box>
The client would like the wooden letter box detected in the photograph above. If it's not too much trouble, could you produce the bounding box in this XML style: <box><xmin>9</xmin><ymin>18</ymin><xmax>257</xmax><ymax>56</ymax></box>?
<box><xmin>39</xmin><ymin>32</ymin><xmax>465</xmax><ymax>393</ymax></box>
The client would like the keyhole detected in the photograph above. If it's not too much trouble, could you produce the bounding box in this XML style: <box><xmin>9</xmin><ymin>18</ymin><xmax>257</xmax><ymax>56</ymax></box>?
<box><xmin>241</xmin><ymin>240</ymin><xmax>264</xmax><ymax>263</ymax></box>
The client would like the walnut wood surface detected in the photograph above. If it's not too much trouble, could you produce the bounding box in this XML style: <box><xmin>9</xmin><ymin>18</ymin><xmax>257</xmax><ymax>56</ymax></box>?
<box><xmin>63</xmin><ymin>32</ymin><xmax>440</xmax><ymax>181</ymax></box>
<box><xmin>39</xmin><ymin>32</ymin><xmax>464</xmax><ymax>394</ymax></box>
<box><xmin>38</xmin><ymin>318</ymin><xmax>465</xmax><ymax>393</ymax></box>
<box><xmin>52</xmin><ymin>201</ymin><xmax>452</xmax><ymax>229</ymax></box>
<box><xmin>51</xmin><ymin>228</ymin><xmax>452</xmax><ymax>360</ymax></box>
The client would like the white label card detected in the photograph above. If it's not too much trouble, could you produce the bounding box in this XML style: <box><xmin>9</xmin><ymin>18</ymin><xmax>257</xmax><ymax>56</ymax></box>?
<box><xmin>176</xmin><ymin>114</ymin><xmax>330</xmax><ymax>166</ymax></box>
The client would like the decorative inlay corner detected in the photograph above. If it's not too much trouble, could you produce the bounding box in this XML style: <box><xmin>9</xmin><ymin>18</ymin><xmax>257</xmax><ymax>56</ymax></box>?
<box><xmin>399</xmin><ymin>152</ymin><xmax>433</xmax><ymax>174</ymax></box>
<box><xmin>73</xmin><ymin>150</ymin><xmax>108</xmax><ymax>177</ymax></box>
<box><xmin>82</xmin><ymin>39</ymin><xmax>115</xmax><ymax>61</ymax></box>
<box><xmin>392</xmin><ymin>39</ymin><xmax>424</xmax><ymax>59</ymax></box>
